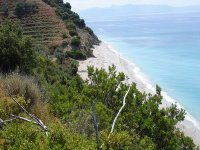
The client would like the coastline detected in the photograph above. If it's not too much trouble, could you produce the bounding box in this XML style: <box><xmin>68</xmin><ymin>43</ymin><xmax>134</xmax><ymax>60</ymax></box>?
<box><xmin>78</xmin><ymin>42</ymin><xmax>200</xmax><ymax>145</ymax></box>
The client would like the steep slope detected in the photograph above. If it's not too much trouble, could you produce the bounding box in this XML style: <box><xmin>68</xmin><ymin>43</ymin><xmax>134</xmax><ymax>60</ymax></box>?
<box><xmin>0</xmin><ymin>0</ymin><xmax>99</xmax><ymax>57</ymax></box>
<box><xmin>0</xmin><ymin>0</ymin><xmax>66</xmax><ymax>45</ymax></box>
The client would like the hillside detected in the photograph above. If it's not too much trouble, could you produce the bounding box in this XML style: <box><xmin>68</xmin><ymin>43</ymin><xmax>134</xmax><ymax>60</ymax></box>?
<box><xmin>0</xmin><ymin>0</ymin><xmax>99</xmax><ymax>57</ymax></box>
<box><xmin>0</xmin><ymin>1</ymin><xmax>198</xmax><ymax>149</ymax></box>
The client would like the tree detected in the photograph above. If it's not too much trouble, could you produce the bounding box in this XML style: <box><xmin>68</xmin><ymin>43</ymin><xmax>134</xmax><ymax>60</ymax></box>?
<box><xmin>68</xmin><ymin>61</ymin><xmax>78</xmax><ymax>75</ymax></box>
<box><xmin>0</xmin><ymin>20</ymin><xmax>36</xmax><ymax>73</ymax></box>
<box><xmin>86</xmin><ymin>65</ymin><xmax>197</xmax><ymax>149</ymax></box>
<box><xmin>54</xmin><ymin>47</ymin><xmax>65</xmax><ymax>64</ymax></box>
<box><xmin>71</xmin><ymin>36</ymin><xmax>81</xmax><ymax>47</ymax></box>
<box><xmin>15</xmin><ymin>2</ymin><xmax>38</xmax><ymax>18</ymax></box>
<box><xmin>64</xmin><ymin>2</ymin><xmax>71</xmax><ymax>10</ymax></box>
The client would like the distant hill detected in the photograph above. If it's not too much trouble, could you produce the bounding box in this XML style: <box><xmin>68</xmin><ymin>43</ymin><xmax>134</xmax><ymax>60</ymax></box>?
<box><xmin>0</xmin><ymin>0</ymin><xmax>99</xmax><ymax>56</ymax></box>
<box><xmin>79</xmin><ymin>4</ymin><xmax>200</xmax><ymax>19</ymax></box>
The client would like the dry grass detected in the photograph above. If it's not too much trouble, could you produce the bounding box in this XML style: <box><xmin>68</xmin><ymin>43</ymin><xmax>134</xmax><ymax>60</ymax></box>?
<box><xmin>0</xmin><ymin>73</ymin><xmax>41</xmax><ymax>105</ymax></box>
<box><xmin>0</xmin><ymin>73</ymin><xmax>50</xmax><ymax>122</ymax></box>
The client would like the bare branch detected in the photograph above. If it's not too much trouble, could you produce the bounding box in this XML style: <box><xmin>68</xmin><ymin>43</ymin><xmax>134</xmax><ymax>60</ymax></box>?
<box><xmin>0</xmin><ymin>117</ymin><xmax>18</xmax><ymax>129</ymax></box>
<box><xmin>108</xmin><ymin>86</ymin><xmax>130</xmax><ymax>138</ymax></box>
<box><xmin>10</xmin><ymin>114</ymin><xmax>38</xmax><ymax>124</ymax></box>
<box><xmin>100</xmin><ymin>86</ymin><xmax>131</xmax><ymax>149</ymax></box>
<box><xmin>0</xmin><ymin>117</ymin><xmax>18</xmax><ymax>124</ymax></box>
<box><xmin>8</xmin><ymin>94</ymin><xmax>48</xmax><ymax>136</ymax></box>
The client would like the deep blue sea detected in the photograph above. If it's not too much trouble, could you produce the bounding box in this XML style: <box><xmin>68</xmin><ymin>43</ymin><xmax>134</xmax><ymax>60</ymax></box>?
<box><xmin>82</xmin><ymin>12</ymin><xmax>200</xmax><ymax>123</ymax></box>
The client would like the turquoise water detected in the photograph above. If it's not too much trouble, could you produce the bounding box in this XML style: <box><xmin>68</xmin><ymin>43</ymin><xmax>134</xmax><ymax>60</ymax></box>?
<box><xmin>82</xmin><ymin>12</ymin><xmax>200</xmax><ymax>122</ymax></box>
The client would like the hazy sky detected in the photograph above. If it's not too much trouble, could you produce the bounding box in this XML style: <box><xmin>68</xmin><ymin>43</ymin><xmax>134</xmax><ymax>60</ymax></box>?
<box><xmin>64</xmin><ymin>0</ymin><xmax>200</xmax><ymax>11</ymax></box>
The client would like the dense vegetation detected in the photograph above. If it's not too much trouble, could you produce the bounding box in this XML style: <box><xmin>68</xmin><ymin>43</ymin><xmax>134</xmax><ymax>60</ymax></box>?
<box><xmin>0</xmin><ymin>20</ymin><xmax>198</xmax><ymax>150</ymax></box>
<box><xmin>42</xmin><ymin>0</ymin><xmax>85</xmax><ymax>28</ymax></box>
<box><xmin>15</xmin><ymin>2</ymin><xmax>38</xmax><ymax>17</ymax></box>
<box><xmin>0</xmin><ymin>2</ymin><xmax>199</xmax><ymax>150</ymax></box>
<box><xmin>0</xmin><ymin>0</ymin><xmax>98</xmax><ymax>59</ymax></box>
<box><xmin>40</xmin><ymin>0</ymin><xmax>98</xmax><ymax>58</ymax></box>
<box><xmin>0</xmin><ymin>20</ymin><xmax>36</xmax><ymax>73</ymax></box>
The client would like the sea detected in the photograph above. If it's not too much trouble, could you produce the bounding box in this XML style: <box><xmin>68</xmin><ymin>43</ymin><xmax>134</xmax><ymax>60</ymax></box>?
<box><xmin>81</xmin><ymin>11</ymin><xmax>200</xmax><ymax>124</ymax></box>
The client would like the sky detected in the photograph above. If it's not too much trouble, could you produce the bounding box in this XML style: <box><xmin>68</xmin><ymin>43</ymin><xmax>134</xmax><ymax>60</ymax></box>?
<box><xmin>64</xmin><ymin>0</ymin><xmax>200</xmax><ymax>11</ymax></box>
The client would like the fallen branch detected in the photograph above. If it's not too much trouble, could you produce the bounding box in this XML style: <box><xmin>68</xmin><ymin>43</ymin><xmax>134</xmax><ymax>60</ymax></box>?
<box><xmin>10</xmin><ymin>114</ymin><xmax>38</xmax><ymax>124</ymax></box>
<box><xmin>0</xmin><ymin>117</ymin><xmax>17</xmax><ymax>124</ymax></box>
<box><xmin>7</xmin><ymin>94</ymin><xmax>48</xmax><ymax>136</ymax></box>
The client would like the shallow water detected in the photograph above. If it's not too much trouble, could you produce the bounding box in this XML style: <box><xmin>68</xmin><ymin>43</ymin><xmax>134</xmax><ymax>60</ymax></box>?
<box><xmin>82</xmin><ymin>12</ymin><xmax>200</xmax><ymax>123</ymax></box>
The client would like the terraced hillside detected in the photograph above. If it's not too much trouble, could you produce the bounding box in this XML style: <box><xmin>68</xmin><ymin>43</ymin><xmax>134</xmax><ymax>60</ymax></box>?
<box><xmin>0</xmin><ymin>0</ymin><xmax>68</xmax><ymax>46</ymax></box>
<box><xmin>0</xmin><ymin>0</ymin><xmax>99</xmax><ymax>56</ymax></box>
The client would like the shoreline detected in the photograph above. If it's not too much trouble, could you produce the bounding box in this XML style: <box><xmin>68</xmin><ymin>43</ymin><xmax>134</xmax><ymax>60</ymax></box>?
<box><xmin>78</xmin><ymin>42</ymin><xmax>200</xmax><ymax>145</ymax></box>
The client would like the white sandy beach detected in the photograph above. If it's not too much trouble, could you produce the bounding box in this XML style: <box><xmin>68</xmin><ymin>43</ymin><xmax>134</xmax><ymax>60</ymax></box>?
<box><xmin>78</xmin><ymin>42</ymin><xmax>200</xmax><ymax>145</ymax></box>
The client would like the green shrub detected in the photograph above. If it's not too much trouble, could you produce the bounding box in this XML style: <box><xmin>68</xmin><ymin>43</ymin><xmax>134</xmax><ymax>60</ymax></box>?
<box><xmin>43</xmin><ymin>0</ymin><xmax>86</xmax><ymax>28</ymax></box>
<box><xmin>66</xmin><ymin>22</ymin><xmax>78</xmax><ymax>37</ymax></box>
<box><xmin>54</xmin><ymin>47</ymin><xmax>66</xmax><ymax>64</ymax></box>
<box><xmin>86</xmin><ymin>27</ymin><xmax>94</xmax><ymax>35</ymax></box>
<box><xmin>61</xmin><ymin>12</ymin><xmax>69</xmax><ymax>20</ymax></box>
<box><xmin>62</xmin><ymin>32</ymin><xmax>68</xmax><ymax>38</ymax></box>
<box><xmin>15</xmin><ymin>2</ymin><xmax>38</xmax><ymax>17</ymax></box>
<box><xmin>69</xmin><ymin>29</ymin><xmax>78</xmax><ymax>36</ymax></box>
<box><xmin>68</xmin><ymin>60</ymin><xmax>79</xmax><ymax>75</ymax></box>
<box><xmin>63</xmin><ymin>2</ymin><xmax>71</xmax><ymax>10</ymax></box>
<box><xmin>0</xmin><ymin>20</ymin><xmax>36</xmax><ymax>73</ymax></box>
<box><xmin>0</xmin><ymin>90</ymin><xmax>27</xmax><ymax>119</ymax></box>
<box><xmin>66</xmin><ymin>50</ymin><xmax>86</xmax><ymax>60</ymax></box>
<box><xmin>71</xmin><ymin>36</ymin><xmax>81</xmax><ymax>47</ymax></box>
<box><xmin>74</xmin><ymin>19</ymin><xmax>85</xmax><ymax>28</ymax></box>
<box><xmin>66</xmin><ymin>22</ymin><xmax>76</xmax><ymax>30</ymax></box>
<box><xmin>0</xmin><ymin>121</ymin><xmax>95</xmax><ymax>149</ymax></box>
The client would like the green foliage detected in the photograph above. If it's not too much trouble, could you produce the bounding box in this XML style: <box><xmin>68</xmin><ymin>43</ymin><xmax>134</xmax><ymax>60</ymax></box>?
<box><xmin>71</xmin><ymin>36</ymin><xmax>81</xmax><ymax>47</ymax></box>
<box><xmin>0</xmin><ymin>20</ymin><xmax>197</xmax><ymax>149</ymax></box>
<box><xmin>43</xmin><ymin>0</ymin><xmax>71</xmax><ymax>10</ymax></box>
<box><xmin>34</xmin><ymin>62</ymin><xmax>196</xmax><ymax>149</ymax></box>
<box><xmin>54</xmin><ymin>47</ymin><xmax>65</xmax><ymax>64</ymax></box>
<box><xmin>66</xmin><ymin>22</ymin><xmax>76</xmax><ymax>30</ymax></box>
<box><xmin>68</xmin><ymin>60</ymin><xmax>79</xmax><ymax>75</ymax></box>
<box><xmin>66</xmin><ymin>50</ymin><xmax>86</xmax><ymax>60</ymax></box>
<box><xmin>0</xmin><ymin>56</ymin><xmax>197</xmax><ymax>149</ymax></box>
<box><xmin>156</xmin><ymin>84</ymin><xmax>161</xmax><ymax>95</ymax></box>
<box><xmin>69</xmin><ymin>28</ymin><xmax>78</xmax><ymax>36</ymax></box>
<box><xmin>86</xmin><ymin>27</ymin><xmax>94</xmax><ymax>35</ymax></box>
<box><xmin>33</xmin><ymin>54</ymin><xmax>71</xmax><ymax>85</ymax></box>
<box><xmin>42</xmin><ymin>0</ymin><xmax>98</xmax><ymax>57</ymax></box>
<box><xmin>43</xmin><ymin>0</ymin><xmax>86</xmax><ymax>28</ymax></box>
<box><xmin>62</xmin><ymin>32</ymin><xmax>68</xmax><ymax>39</ymax></box>
<box><xmin>102</xmin><ymin>131</ymin><xmax>133</xmax><ymax>149</ymax></box>
<box><xmin>15</xmin><ymin>2</ymin><xmax>38</xmax><ymax>17</ymax></box>
<box><xmin>0</xmin><ymin>93</ymin><xmax>27</xmax><ymax>119</ymax></box>
<box><xmin>0</xmin><ymin>122</ymin><xmax>96</xmax><ymax>150</ymax></box>
<box><xmin>84</xmin><ymin>65</ymin><xmax>196</xmax><ymax>149</ymax></box>
<box><xmin>64</xmin><ymin>2</ymin><xmax>71</xmax><ymax>10</ymax></box>
<box><xmin>66</xmin><ymin>22</ymin><xmax>78</xmax><ymax>37</ymax></box>
<box><xmin>0</xmin><ymin>20</ymin><xmax>36</xmax><ymax>73</ymax></box>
